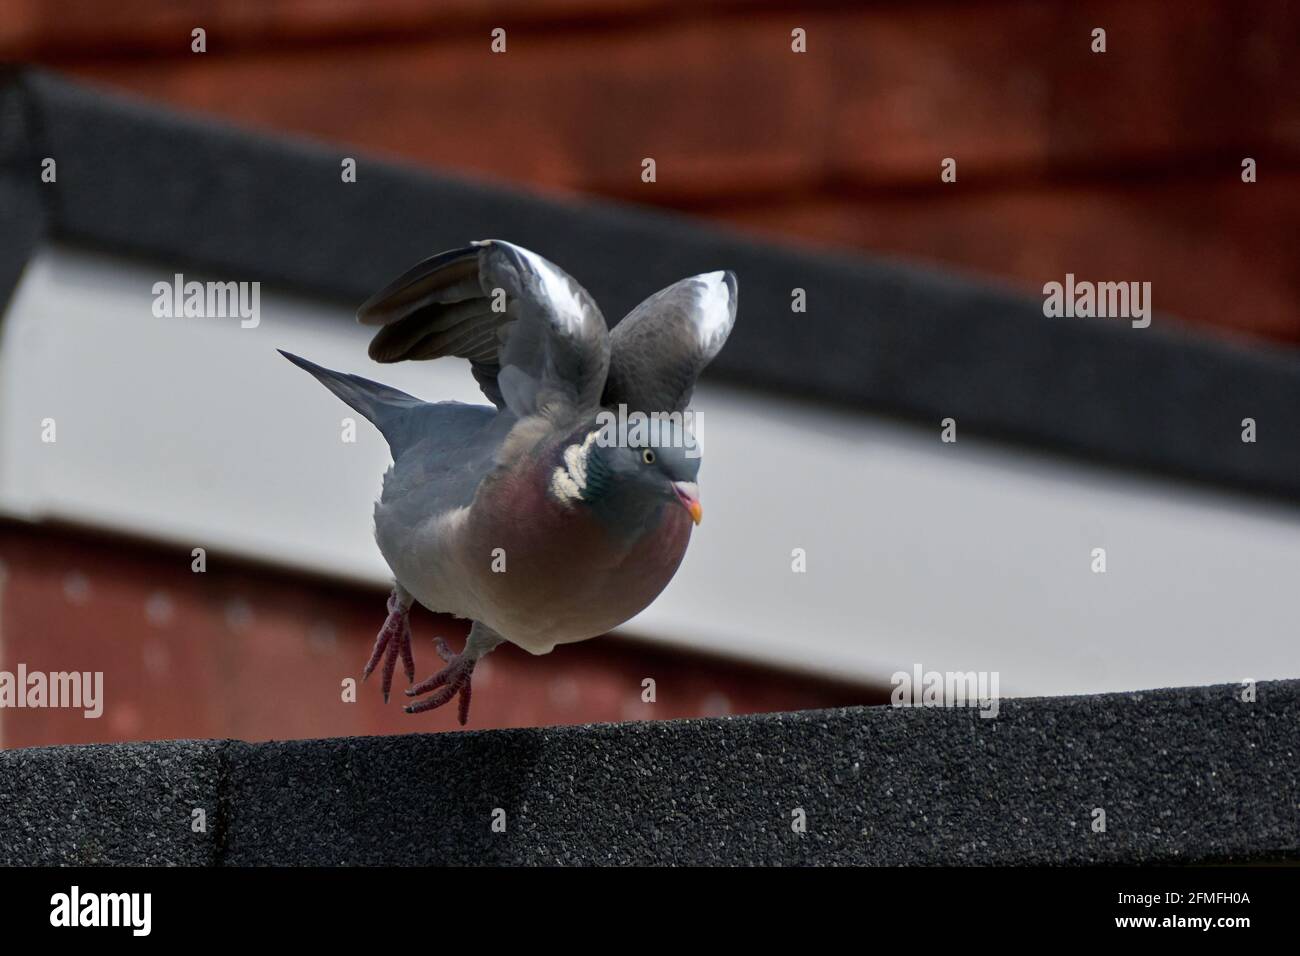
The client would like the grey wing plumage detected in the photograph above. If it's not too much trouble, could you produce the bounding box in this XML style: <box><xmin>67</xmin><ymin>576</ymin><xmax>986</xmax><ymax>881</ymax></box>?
<box><xmin>380</xmin><ymin>404</ymin><xmax>514</xmax><ymax>515</ymax></box>
<box><xmin>358</xmin><ymin>240</ymin><xmax>610</xmax><ymax>419</ymax></box>
<box><xmin>602</xmin><ymin>270</ymin><xmax>737</xmax><ymax>414</ymax></box>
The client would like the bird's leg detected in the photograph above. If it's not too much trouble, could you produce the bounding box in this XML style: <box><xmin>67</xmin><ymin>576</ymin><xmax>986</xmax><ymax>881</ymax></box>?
<box><xmin>404</xmin><ymin>621</ymin><xmax>504</xmax><ymax>725</ymax></box>
<box><xmin>362</xmin><ymin>583</ymin><xmax>415</xmax><ymax>703</ymax></box>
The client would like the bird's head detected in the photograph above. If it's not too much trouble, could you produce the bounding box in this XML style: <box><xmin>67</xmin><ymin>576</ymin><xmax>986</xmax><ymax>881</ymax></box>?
<box><xmin>550</xmin><ymin>416</ymin><xmax>703</xmax><ymax>526</ymax></box>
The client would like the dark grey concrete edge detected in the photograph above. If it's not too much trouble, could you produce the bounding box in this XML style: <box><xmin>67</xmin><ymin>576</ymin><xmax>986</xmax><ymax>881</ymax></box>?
<box><xmin>6</xmin><ymin>69</ymin><xmax>1300</xmax><ymax>503</ymax></box>
<box><xmin>0</xmin><ymin>739</ymin><xmax>228</xmax><ymax>866</ymax></box>
<box><xmin>3</xmin><ymin>680</ymin><xmax>1296</xmax><ymax>865</ymax></box>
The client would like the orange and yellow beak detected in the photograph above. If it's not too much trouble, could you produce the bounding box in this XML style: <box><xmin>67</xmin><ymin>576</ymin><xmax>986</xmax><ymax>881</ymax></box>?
<box><xmin>672</xmin><ymin>481</ymin><xmax>703</xmax><ymax>526</ymax></box>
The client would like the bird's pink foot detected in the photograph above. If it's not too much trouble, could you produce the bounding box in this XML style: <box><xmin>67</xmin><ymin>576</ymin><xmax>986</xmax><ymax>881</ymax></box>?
<box><xmin>362</xmin><ymin>591</ymin><xmax>415</xmax><ymax>703</ymax></box>
<box><xmin>404</xmin><ymin>636</ymin><xmax>476</xmax><ymax>724</ymax></box>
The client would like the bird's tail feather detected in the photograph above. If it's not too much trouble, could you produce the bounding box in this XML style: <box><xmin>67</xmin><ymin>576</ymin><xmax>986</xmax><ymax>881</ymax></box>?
<box><xmin>278</xmin><ymin>349</ymin><xmax>424</xmax><ymax>447</ymax></box>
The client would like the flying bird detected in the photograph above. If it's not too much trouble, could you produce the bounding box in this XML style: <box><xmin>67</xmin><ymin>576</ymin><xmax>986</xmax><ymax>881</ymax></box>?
<box><xmin>280</xmin><ymin>240</ymin><xmax>737</xmax><ymax>724</ymax></box>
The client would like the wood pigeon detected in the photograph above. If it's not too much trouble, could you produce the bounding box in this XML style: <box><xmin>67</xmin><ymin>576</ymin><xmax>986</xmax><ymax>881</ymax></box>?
<box><xmin>280</xmin><ymin>240</ymin><xmax>737</xmax><ymax>724</ymax></box>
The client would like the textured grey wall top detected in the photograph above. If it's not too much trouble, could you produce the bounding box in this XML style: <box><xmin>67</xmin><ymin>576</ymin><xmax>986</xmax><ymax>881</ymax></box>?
<box><xmin>1</xmin><ymin>680</ymin><xmax>1296</xmax><ymax>865</ymax></box>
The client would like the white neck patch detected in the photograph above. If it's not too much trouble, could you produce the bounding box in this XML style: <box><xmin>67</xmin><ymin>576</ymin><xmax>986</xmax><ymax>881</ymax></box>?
<box><xmin>550</xmin><ymin>430</ymin><xmax>598</xmax><ymax>507</ymax></box>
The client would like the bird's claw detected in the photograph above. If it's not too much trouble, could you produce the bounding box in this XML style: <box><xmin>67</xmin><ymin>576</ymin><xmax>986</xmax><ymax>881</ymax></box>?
<box><xmin>405</xmin><ymin>639</ymin><xmax>476</xmax><ymax>725</ymax></box>
<box><xmin>361</xmin><ymin>593</ymin><xmax>414</xmax><ymax>703</ymax></box>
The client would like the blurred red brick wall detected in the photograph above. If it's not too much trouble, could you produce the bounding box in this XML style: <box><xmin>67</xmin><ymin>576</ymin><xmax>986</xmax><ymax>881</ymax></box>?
<box><xmin>0</xmin><ymin>521</ymin><xmax>880</xmax><ymax>747</ymax></box>
<box><xmin>3</xmin><ymin>0</ymin><xmax>1296</xmax><ymax>344</ymax></box>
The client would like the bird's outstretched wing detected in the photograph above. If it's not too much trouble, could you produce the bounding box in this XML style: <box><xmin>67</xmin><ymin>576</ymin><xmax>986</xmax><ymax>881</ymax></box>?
<box><xmin>358</xmin><ymin>240</ymin><xmax>610</xmax><ymax>418</ymax></box>
<box><xmin>602</xmin><ymin>271</ymin><xmax>737</xmax><ymax>414</ymax></box>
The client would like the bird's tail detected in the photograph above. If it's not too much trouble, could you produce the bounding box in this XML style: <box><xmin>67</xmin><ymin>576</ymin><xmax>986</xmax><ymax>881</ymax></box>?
<box><xmin>278</xmin><ymin>349</ymin><xmax>425</xmax><ymax>447</ymax></box>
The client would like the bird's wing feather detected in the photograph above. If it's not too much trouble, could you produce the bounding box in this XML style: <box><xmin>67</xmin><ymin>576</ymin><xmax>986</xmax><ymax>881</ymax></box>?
<box><xmin>602</xmin><ymin>271</ymin><xmax>737</xmax><ymax>414</ymax></box>
<box><xmin>379</xmin><ymin>407</ymin><xmax>515</xmax><ymax>516</ymax></box>
<box><xmin>359</xmin><ymin>240</ymin><xmax>610</xmax><ymax>419</ymax></box>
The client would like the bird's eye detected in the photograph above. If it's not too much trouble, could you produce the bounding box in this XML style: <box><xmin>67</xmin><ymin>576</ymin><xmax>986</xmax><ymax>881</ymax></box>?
<box><xmin>641</xmin><ymin>449</ymin><xmax>656</xmax><ymax>465</ymax></box>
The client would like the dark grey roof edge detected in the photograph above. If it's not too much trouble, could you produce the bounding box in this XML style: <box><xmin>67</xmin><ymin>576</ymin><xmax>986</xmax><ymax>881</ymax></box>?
<box><xmin>3</xmin><ymin>69</ymin><xmax>1300</xmax><ymax>502</ymax></box>
<box><xmin>0</xmin><ymin>69</ymin><xmax>51</xmax><ymax>315</ymax></box>
<box><xmin>2</xmin><ymin>679</ymin><xmax>1296</xmax><ymax>865</ymax></box>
